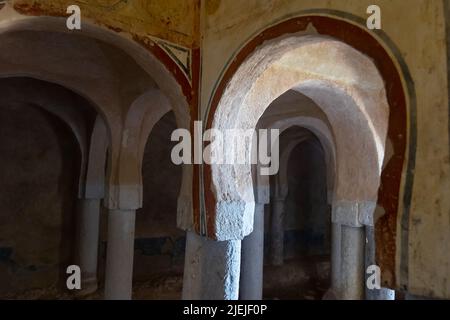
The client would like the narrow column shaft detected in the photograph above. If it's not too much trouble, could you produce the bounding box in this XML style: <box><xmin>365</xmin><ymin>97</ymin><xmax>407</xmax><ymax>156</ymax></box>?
<box><xmin>270</xmin><ymin>198</ymin><xmax>284</xmax><ymax>266</ymax></box>
<box><xmin>76</xmin><ymin>198</ymin><xmax>101</xmax><ymax>295</ymax></box>
<box><xmin>240</xmin><ymin>203</ymin><xmax>264</xmax><ymax>300</ymax></box>
<box><xmin>182</xmin><ymin>231</ymin><xmax>241</xmax><ymax>300</ymax></box>
<box><xmin>340</xmin><ymin>224</ymin><xmax>365</xmax><ymax>300</ymax></box>
<box><xmin>104</xmin><ymin>209</ymin><xmax>136</xmax><ymax>300</ymax></box>
<box><xmin>331</xmin><ymin>221</ymin><xmax>342</xmax><ymax>296</ymax></box>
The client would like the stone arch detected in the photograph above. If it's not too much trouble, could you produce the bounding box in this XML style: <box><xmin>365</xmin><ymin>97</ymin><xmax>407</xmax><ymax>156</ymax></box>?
<box><xmin>275</xmin><ymin>128</ymin><xmax>325</xmax><ymax>200</ymax></box>
<box><xmin>255</xmin><ymin>115</ymin><xmax>337</xmax><ymax>207</ymax></box>
<box><xmin>252</xmin><ymin>90</ymin><xmax>337</xmax><ymax>208</ymax></box>
<box><xmin>276</xmin><ymin>121</ymin><xmax>335</xmax><ymax>202</ymax></box>
<box><xmin>85</xmin><ymin>115</ymin><xmax>109</xmax><ymax>200</ymax></box>
<box><xmin>0</xmin><ymin>8</ymin><xmax>192</xmax><ymax>299</ymax></box>
<box><xmin>243</xmin><ymin>103</ymin><xmax>337</xmax><ymax>299</ymax></box>
<box><xmin>115</xmin><ymin>87</ymin><xmax>192</xmax><ymax>229</ymax></box>
<box><xmin>203</xmin><ymin>16</ymin><xmax>413</xmax><ymax>293</ymax></box>
<box><xmin>115</xmin><ymin>89</ymin><xmax>172</xmax><ymax>209</ymax></box>
<box><xmin>0</xmin><ymin>8</ymin><xmax>191</xmax><ymax>214</ymax></box>
<box><xmin>205</xmin><ymin>34</ymin><xmax>389</xmax><ymax>240</ymax></box>
<box><xmin>0</xmin><ymin>77</ymin><xmax>96</xmax><ymax>198</ymax></box>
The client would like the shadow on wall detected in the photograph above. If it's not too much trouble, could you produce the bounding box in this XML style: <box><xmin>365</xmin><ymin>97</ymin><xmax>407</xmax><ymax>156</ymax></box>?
<box><xmin>263</xmin><ymin>138</ymin><xmax>331</xmax><ymax>300</ymax></box>
<box><xmin>0</xmin><ymin>103</ymin><xmax>81</xmax><ymax>297</ymax></box>
<box><xmin>284</xmin><ymin>140</ymin><xmax>331</xmax><ymax>258</ymax></box>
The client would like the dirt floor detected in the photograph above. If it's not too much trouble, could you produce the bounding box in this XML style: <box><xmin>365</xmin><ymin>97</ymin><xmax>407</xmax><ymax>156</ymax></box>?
<box><xmin>2</xmin><ymin>256</ymin><xmax>330</xmax><ymax>300</ymax></box>
<box><xmin>263</xmin><ymin>256</ymin><xmax>330</xmax><ymax>300</ymax></box>
<box><xmin>1</xmin><ymin>272</ymin><xmax>183</xmax><ymax>300</ymax></box>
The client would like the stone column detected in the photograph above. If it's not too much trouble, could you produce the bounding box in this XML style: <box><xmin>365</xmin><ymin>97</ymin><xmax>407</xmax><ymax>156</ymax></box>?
<box><xmin>240</xmin><ymin>203</ymin><xmax>264</xmax><ymax>300</ymax></box>
<box><xmin>330</xmin><ymin>201</ymin><xmax>375</xmax><ymax>300</ymax></box>
<box><xmin>270</xmin><ymin>197</ymin><xmax>284</xmax><ymax>266</ymax></box>
<box><xmin>340</xmin><ymin>224</ymin><xmax>365</xmax><ymax>300</ymax></box>
<box><xmin>330</xmin><ymin>221</ymin><xmax>342</xmax><ymax>296</ymax></box>
<box><xmin>104</xmin><ymin>209</ymin><xmax>136</xmax><ymax>300</ymax></box>
<box><xmin>76</xmin><ymin>198</ymin><xmax>101</xmax><ymax>295</ymax></box>
<box><xmin>182</xmin><ymin>231</ymin><xmax>241</xmax><ymax>300</ymax></box>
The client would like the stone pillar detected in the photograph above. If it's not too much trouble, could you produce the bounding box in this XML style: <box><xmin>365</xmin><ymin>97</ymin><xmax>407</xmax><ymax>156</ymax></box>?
<box><xmin>182</xmin><ymin>231</ymin><xmax>241</xmax><ymax>300</ymax></box>
<box><xmin>104</xmin><ymin>209</ymin><xmax>136</xmax><ymax>300</ymax></box>
<box><xmin>76</xmin><ymin>198</ymin><xmax>101</xmax><ymax>295</ymax></box>
<box><xmin>240</xmin><ymin>203</ymin><xmax>264</xmax><ymax>300</ymax></box>
<box><xmin>330</xmin><ymin>221</ymin><xmax>342</xmax><ymax>295</ymax></box>
<box><xmin>270</xmin><ymin>197</ymin><xmax>284</xmax><ymax>266</ymax></box>
<box><xmin>330</xmin><ymin>200</ymin><xmax>376</xmax><ymax>300</ymax></box>
<box><xmin>340</xmin><ymin>224</ymin><xmax>365</xmax><ymax>300</ymax></box>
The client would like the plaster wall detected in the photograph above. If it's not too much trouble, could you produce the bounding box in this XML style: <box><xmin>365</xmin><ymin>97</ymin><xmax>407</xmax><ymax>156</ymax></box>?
<box><xmin>12</xmin><ymin>0</ymin><xmax>200</xmax><ymax>47</ymax></box>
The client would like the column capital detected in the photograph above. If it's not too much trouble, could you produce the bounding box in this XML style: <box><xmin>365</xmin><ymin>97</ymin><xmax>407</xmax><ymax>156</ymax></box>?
<box><xmin>332</xmin><ymin>200</ymin><xmax>376</xmax><ymax>227</ymax></box>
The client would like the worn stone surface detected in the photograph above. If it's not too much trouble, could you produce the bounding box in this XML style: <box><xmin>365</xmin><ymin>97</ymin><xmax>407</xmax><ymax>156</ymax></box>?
<box><xmin>182</xmin><ymin>231</ymin><xmax>241</xmax><ymax>300</ymax></box>
<box><xmin>256</xmin><ymin>91</ymin><xmax>336</xmax><ymax>206</ymax></box>
<box><xmin>340</xmin><ymin>225</ymin><xmax>365</xmax><ymax>299</ymax></box>
<box><xmin>104</xmin><ymin>209</ymin><xmax>136</xmax><ymax>300</ymax></box>
<box><xmin>240</xmin><ymin>203</ymin><xmax>264</xmax><ymax>299</ymax></box>
<box><xmin>208</xmin><ymin>36</ymin><xmax>388</xmax><ymax>242</ymax></box>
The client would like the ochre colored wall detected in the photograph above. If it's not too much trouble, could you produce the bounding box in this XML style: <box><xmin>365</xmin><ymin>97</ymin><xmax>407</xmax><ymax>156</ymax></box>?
<box><xmin>12</xmin><ymin>0</ymin><xmax>200</xmax><ymax>47</ymax></box>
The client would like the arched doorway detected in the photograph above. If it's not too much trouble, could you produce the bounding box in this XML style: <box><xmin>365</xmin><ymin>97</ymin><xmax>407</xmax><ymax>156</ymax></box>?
<box><xmin>240</xmin><ymin>90</ymin><xmax>336</xmax><ymax>300</ymax></box>
<box><xmin>191</xmin><ymin>16</ymin><xmax>408</xmax><ymax>300</ymax></box>
<box><xmin>132</xmin><ymin>111</ymin><xmax>184</xmax><ymax>299</ymax></box>
<box><xmin>0</xmin><ymin>16</ymin><xmax>191</xmax><ymax>299</ymax></box>
<box><xmin>264</xmin><ymin>130</ymin><xmax>331</xmax><ymax>300</ymax></box>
